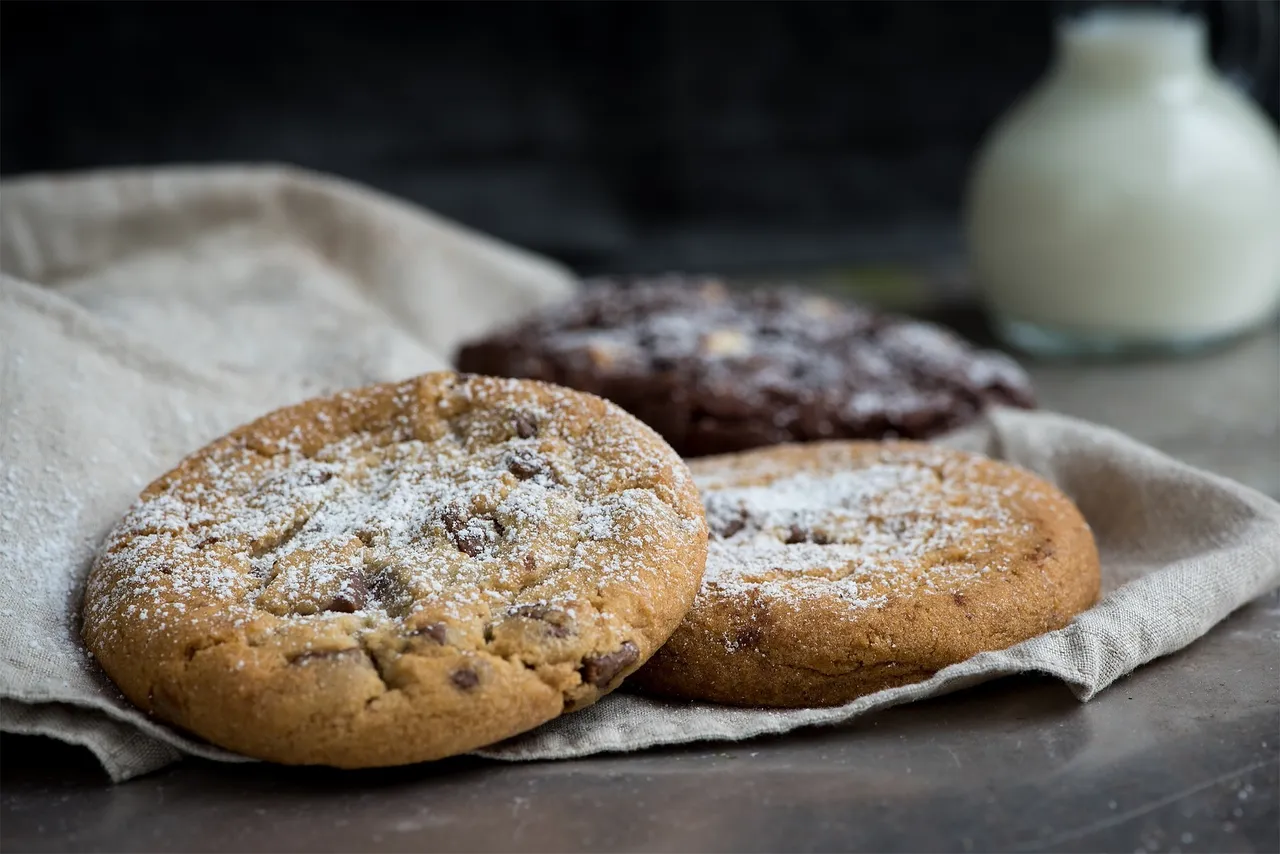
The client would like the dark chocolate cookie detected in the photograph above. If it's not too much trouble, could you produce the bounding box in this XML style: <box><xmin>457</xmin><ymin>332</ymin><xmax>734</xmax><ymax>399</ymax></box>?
<box><xmin>456</xmin><ymin>278</ymin><xmax>1035</xmax><ymax>457</ymax></box>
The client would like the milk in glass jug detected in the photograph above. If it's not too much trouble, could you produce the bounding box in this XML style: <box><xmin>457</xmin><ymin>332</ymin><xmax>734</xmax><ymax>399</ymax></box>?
<box><xmin>965</xmin><ymin>7</ymin><xmax>1280</xmax><ymax>356</ymax></box>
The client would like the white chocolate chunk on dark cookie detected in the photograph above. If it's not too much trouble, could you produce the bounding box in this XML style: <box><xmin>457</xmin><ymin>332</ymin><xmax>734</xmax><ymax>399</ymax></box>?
<box><xmin>632</xmin><ymin>441</ymin><xmax>1099</xmax><ymax>707</ymax></box>
<box><xmin>82</xmin><ymin>372</ymin><xmax>708</xmax><ymax>767</ymax></box>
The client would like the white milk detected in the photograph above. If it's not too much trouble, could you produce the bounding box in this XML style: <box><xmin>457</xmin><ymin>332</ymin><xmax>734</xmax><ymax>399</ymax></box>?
<box><xmin>965</xmin><ymin>10</ymin><xmax>1280</xmax><ymax>355</ymax></box>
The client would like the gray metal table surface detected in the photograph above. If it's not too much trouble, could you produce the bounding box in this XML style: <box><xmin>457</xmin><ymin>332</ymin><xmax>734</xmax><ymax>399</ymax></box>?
<box><xmin>3</xmin><ymin>317</ymin><xmax>1277</xmax><ymax>854</ymax></box>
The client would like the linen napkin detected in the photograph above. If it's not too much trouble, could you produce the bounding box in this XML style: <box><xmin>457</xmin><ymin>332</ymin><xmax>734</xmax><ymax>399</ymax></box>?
<box><xmin>2</xmin><ymin>166</ymin><xmax>1277</xmax><ymax>782</ymax></box>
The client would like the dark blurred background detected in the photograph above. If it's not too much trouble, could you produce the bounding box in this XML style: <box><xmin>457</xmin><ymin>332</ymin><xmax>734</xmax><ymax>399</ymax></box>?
<box><xmin>3</xmin><ymin>1</ymin><xmax>1278</xmax><ymax>276</ymax></box>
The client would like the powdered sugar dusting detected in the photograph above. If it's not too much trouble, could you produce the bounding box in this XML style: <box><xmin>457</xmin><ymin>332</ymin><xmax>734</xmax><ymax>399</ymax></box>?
<box><xmin>692</xmin><ymin>446</ymin><xmax>1033</xmax><ymax>614</ymax></box>
<box><xmin>84</xmin><ymin>375</ymin><xmax>704</xmax><ymax>650</ymax></box>
<box><xmin>457</xmin><ymin>278</ymin><xmax>1036</xmax><ymax>456</ymax></box>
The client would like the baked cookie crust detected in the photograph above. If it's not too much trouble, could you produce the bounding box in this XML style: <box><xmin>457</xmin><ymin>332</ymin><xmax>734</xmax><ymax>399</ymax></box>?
<box><xmin>632</xmin><ymin>441</ymin><xmax>1099</xmax><ymax>707</ymax></box>
<box><xmin>82</xmin><ymin>372</ymin><xmax>707</xmax><ymax>766</ymax></box>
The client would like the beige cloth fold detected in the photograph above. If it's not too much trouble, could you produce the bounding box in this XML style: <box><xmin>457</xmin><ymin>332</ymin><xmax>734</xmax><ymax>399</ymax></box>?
<box><xmin>2</xmin><ymin>166</ymin><xmax>1278</xmax><ymax>783</ymax></box>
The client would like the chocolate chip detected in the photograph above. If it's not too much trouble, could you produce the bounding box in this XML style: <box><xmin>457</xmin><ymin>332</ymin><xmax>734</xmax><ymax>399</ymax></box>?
<box><xmin>734</xmin><ymin>625</ymin><xmax>762</xmax><ymax>649</ymax></box>
<box><xmin>299</xmin><ymin>469</ymin><xmax>334</xmax><ymax>486</ymax></box>
<box><xmin>290</xmin><ymin>648</ymin><xmax>359</xmax><ymax>665</ymax></box>
<box><xmin>440</xmin><ymin>503</ymin><xmax>467</xmax><ymax>534</ymax></box>
<box><xmin>366</xmin><ymin>566</ymin><xmax>392</xmax><ymax>592</ymax></box>
<box><xmin>453</xmin><ymin>528</ymin><xmax>487</xmax><ymax>557</ymax></box>
<box><xmin>952</xmin><ymin>592</ymin><xmax>967</xmax><ymax>607</ymax></box>
<box><xmin>811</xmin><ymin>530</ymin><xmax>834</xmax><ymax>546</ymax></box>
<box><xmin>513</xmin><ymin>603</ymin><xmax>574</xmax><ymax>638</ymax></box>
<box><xmin>411</xmin><ymin>622</ymin><xmax>449</xmax><ymax>644</ymax></box>
<box><xmin>326</xmin><ymin>573</ymin><xmax>369</xmax><ymax>613</ymax></box>
<box><xmin>450</xmin><ymin>668</ymin><xmax>480</xmax><ymax>690</ymax></box>
<box><xmin>513</xmin><ymin>413</ymin><xmax>538</xmax><ymax>439</ymax></box>
<box><xmin>581</xmin><ymin>641</ymin><xmax>640</xmax><ymax>687</ymax></box>
<box><xmin>440</xmin><ymin>504</ymin><xmax>488</xmax><ymax>555</ymax></box>
<box><xmin>733</xmin><ymin>598</ymin><xmax>771</xmax><ymax>651</ymax></box>
<box><xmin>715</xmin><ymin>513</ymin><xmax>746</xmax><ymax>539</ymax></box>
<box><xmin>506</xmin><ymin>449</ymin><xmax>543</xmax><ymax>480</ymax></box>
<box><xmin>785</xmin><ymin>524</ymin><xmax>807</xmax><ymax>544</ymax></box>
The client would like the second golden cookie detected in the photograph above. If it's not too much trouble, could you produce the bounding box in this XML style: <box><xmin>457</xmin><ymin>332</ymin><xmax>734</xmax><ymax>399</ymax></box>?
<box><xmin>632</xmin><ymin>441</ymin><xmax>1099</xmax><ymax>707</ymax></box>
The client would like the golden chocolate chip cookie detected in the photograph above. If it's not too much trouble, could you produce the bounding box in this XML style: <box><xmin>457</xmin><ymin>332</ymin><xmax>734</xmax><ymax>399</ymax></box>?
<box><xmin>82</xmin><ymin>372</ymin><xmax>708</xmax><ymax>767</ymax></box>
<box><xmin>631</xmin><ymin>441</ymin><xmax>1099</xmax><ymax>707</ymax></box>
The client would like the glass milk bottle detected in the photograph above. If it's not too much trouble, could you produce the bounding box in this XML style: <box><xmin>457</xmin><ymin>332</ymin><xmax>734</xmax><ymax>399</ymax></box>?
<box><xmin>964</xmin><ymin>9</ymin><xmax>1280</xmax><ymax>357</ymax></box>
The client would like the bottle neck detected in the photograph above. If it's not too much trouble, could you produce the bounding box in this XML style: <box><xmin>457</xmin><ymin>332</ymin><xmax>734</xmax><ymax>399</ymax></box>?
<box><xmin>1056</xmin><ymin>10</ymin><xmax>1209</xmax><ymax>88</ymax></box>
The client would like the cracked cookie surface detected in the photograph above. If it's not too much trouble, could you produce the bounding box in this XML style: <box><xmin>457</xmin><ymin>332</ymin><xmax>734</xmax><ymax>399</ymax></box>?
<box><xmin>631</xmin><ymin>441</ymin><xmax>1098</xmax><ymax>707</ymax></box>
<box><xmin>82</xmin><ymin>372</ymin><xmax>708</xmax><ymax>767</ymax></box>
